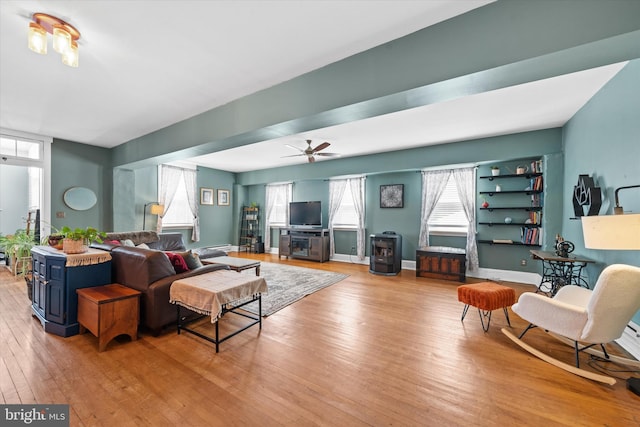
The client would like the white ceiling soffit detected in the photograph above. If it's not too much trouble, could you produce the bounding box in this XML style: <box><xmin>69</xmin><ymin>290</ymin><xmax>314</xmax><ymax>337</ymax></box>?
<box><xmin>186</xmin><ymin>62</ymin><xmax>627</xmax><ymax>173</ymax></box>
<box><xmin>0</xmin><ymin>0</ymin><xmax>494</xmax><ymax>147</ymax></box>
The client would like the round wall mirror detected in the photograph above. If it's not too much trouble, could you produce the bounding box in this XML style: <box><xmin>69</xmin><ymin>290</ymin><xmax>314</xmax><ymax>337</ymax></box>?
<box><xmin>63</xmin><ymin>187</ymin><xmax>97</xmax><ymax>211</ymax></box>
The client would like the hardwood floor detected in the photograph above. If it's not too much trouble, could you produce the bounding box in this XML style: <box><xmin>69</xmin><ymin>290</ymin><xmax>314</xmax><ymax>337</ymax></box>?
<box><xmin>1</xmin><ymin>253</ymin><xmax>638</xmax><ymax>426</ymax></box>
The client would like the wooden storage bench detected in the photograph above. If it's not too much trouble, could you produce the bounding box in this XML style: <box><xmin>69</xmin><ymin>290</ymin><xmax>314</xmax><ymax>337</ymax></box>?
<box><xmin>416</xmin><ymin>246</ymin><xmax>466</xmax><ymax>282</ymax></box>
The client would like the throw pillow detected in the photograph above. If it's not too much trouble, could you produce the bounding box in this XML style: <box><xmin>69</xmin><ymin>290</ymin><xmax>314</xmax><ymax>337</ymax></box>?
<box><xmin>165</xmin><ymin>252</ymin><xmax>189</xmax><ymax>273</ymax></box>
<box><xmin>136</xmin><ymin>243</ymin><xmax>150</xmax><ymax>249</ymax></box>
<box><xmin>106</xmin><ymin>240</ymin><xmax>121</xmax><ymax>245</ymax></box>
<box><xmin>177</xmin><ymin>250</ymin><xmax>203</xmax><ymax>270</ymax></box>
<box><xmin>120</xmin><ymin>239</ymin><xmax>135</xmax><ymax>247</ymax></box>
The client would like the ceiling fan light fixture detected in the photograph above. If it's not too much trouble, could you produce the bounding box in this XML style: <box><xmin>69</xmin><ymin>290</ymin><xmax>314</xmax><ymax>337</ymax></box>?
<box><xmin>27</xmin><ymin>22</ymin><xmax>47</xmax><ymax>54</ymax></box>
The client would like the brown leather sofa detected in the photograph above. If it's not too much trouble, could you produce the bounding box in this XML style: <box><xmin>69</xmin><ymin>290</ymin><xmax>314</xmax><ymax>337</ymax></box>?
<box><xmin>91</xmin><ymin>231</ymin><xmax>229</xmax><ymax>335</ymax></box>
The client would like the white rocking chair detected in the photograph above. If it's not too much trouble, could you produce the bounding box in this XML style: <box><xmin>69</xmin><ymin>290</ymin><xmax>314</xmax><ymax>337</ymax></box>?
<box><xmin>502</xmin><ymin>264</ymin><xmax>640</xmax><ymax>384</ymax></box>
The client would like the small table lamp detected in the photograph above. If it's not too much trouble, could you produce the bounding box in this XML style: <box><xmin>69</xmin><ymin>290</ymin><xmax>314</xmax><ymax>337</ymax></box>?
<box><xmin>143</xmin><ymin>202</ymin><xmax>164</xmax><ymax>230</ymax></box>
<box><xmin>581</xmin><ymin>214</ymin><xmax>640</xmax><ymax>250</ymax></box>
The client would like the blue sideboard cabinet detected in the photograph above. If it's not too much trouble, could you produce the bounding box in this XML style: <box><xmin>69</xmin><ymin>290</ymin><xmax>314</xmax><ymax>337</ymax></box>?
<box><xmin>31</xmin><ymin>246</ymin><xmax>112</xmax><ymax>337</ymax></box>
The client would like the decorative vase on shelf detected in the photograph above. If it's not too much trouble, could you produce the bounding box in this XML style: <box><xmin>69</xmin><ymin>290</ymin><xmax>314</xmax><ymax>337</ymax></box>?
<box><xmin>491</xmin><ymin>168</ymin><xmax>500</xmax><ymax>176</ymax></box>
<box><xmin>482</xmin><ymin>200</ymin><xmax>489</xmax><ymax>208</ymax></box>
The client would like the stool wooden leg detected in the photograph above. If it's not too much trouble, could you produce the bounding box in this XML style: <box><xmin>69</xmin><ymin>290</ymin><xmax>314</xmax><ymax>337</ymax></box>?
<box><xmin>461</xmin><ymin>304</ymin><xmax>470</xmax><ymax>321</ymax></box>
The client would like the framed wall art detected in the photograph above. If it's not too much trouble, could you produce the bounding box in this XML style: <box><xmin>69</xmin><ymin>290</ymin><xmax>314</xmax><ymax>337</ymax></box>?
<box><xmin>217</xmin><ymin>189</ymin><xmax>230</xmax><ymax>206</ymax></box>
<box><xmin>380</xmin><ymin>184</ymin><xmax>404</xmax><ymax>208</ymax></box>
<box><xmin>200</xmin><ymin>188</ymin><xmax>214</xmax><ymax>205</ymax></box>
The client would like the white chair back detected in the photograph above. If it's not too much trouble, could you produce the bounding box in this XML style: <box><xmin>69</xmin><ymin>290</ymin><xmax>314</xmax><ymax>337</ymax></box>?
<box><xmin>582</xmin><ymin>264</ymin><xmax>640</xmax><ymax>343</ymax></box>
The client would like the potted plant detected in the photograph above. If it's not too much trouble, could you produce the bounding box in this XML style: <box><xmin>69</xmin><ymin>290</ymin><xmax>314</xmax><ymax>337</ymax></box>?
<box><xmin>490</xmin><ymin>166</ymin><xmax>501</xmax><ymax>176</ymax></box>
<box><xmin>0</xmin><ymin>229</ymin><xmax>36</xmax><ymax>276</ymax></box>
<box><xmin>59</xmin><ymin>226</ymin><xmax>106</xmax><ymax>254</ymax></box>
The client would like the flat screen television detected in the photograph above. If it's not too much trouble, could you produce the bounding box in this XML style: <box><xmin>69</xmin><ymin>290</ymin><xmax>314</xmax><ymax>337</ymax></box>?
<box><xmin>289</xmin><ymin>201</ymin><xmax>322</xmax><ymax>228</ymax></box>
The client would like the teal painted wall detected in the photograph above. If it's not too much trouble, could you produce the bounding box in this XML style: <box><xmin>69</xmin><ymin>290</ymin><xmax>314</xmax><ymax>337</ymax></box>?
<box><xmin>240</xmin><ymin>128</ymin><xmax>563</xmax><ymax>265</ymax></box>
<box><xmin>51</xmin><ymin>139</ymin><xmax>112</xmax><ymax>232</ymax></box>
<box><xmin>562</xmin><ymin>59</ymin><xmax>640</xmax><ymax>324</ymax></box>
<box><xmin>197</xmin><ymin>167</ymin><xmax>237</xmax><ymax>249</ymax></box>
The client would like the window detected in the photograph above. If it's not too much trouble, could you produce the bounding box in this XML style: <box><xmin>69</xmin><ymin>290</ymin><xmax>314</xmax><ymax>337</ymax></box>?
<box><xmin>158</xmin><ymin>165</ymin><xmax>194</xmax><ymax>228</ymax></box>
<box><xmin>0</xmin><ymin>135</ymin><xmax>42</xmax><ymax>160</ymax></box>
<box><xmin>266</xmin><ymin>183</ymin><xmax>292</xmax><ymax>227</ymax></box>
<box><xmin>428</xmin><ymin>176</ymin><xmax>469</xmax><ymax>234</ymax></box>
<box><xmin>331</xmin><ymin>182</ymin><xmax>358</xmax><ymax>228</ymax></box>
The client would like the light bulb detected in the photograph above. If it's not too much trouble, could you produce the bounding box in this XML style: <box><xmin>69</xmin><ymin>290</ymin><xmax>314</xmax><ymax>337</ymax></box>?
<box><xmin>53</xmin><ymin>27</ymin><xmax>71</xmax><ymax>53</ymax></box>
<box><xmin>62</xmin><ymin>40</ymin><xmax>79</xmax><ymax>67</ymax></box>
<box><xmin>28</xmin><ymin>22</ymin><xmax>47</xmax><ymax>54</ymax></box>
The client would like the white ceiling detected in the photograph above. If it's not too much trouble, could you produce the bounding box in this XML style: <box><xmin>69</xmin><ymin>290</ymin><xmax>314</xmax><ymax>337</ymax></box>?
<box><xmin>0</xmin><ymin>1</ymin><xmax>626</xmax><ymax>173</ymax></box>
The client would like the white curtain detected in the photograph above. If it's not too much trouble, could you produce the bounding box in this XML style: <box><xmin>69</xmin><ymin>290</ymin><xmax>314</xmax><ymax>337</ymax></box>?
<box><xmin>418</xmin><ymin>169</ymin><xmax>451</xmax><ymax>247</ymax></box>
<box><xmin>264</xmin><ymin>183</ymin><xmax>291</xmax><ymax>250</ymax></box>
<box><xmin>157</xmin><ymin>165</ymin><xmax>183</xmax><ymax>233</ymax></box>
<box><xmin>451</xmin><ymin>167</ymin><xmax>478</xmax><ymax>271</ymax></box>
<box><xmin>182</xmin><ymin>168</ymin><xmax>199</xmax><ymax>242</ymax></box>
<box><xmin>350</xmin><ymin>177</ymin><xmax>366</xmax><ymax>260</ymax></box>
<box><xmin>328</xmin><ymin>179</ymin><xmax>347</xmax><ymax>257</ymax></box>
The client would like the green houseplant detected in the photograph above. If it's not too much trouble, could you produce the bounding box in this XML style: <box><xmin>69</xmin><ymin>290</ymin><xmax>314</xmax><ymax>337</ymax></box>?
<box><xmin>59</xmin><ymin>226</ymin><xmax>106</xmax><ymax>254</ymax></box>
<box><xmin>0</xmin><ymin>229</ymin><xmax>36</xmax><ymax>276</ymax></box>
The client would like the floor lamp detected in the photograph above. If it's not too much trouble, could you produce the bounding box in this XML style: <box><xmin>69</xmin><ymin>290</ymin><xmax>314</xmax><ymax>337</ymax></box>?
<box><xmin>581</xmin><ymin>185</ymin><xmax>640</xmax><ymax>396</ymax></box>
<box><xmin>143</xmin><ymin>202</ymin><xmax>164</xmax><ymax>231</ymax></box>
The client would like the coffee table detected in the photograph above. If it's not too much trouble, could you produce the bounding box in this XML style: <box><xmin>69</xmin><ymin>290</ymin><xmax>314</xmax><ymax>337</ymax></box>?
<box><xmin>202</xmin><ymin>256</ymin><xmax>261</xmax><ymax>276</ymax></box>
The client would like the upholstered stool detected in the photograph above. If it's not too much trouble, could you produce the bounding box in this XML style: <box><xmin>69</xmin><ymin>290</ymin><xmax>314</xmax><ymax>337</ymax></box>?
<box><xmin>457</xmin><ymin>282</ymin><xmax>516</xmax><ymax>332</ymax></box>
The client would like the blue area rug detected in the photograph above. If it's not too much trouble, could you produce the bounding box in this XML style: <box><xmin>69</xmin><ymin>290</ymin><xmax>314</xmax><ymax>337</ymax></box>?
<box><xmin>239</xmin><ymin>262</ymin><xmax>348</xmax><ymax>316</ymax></box>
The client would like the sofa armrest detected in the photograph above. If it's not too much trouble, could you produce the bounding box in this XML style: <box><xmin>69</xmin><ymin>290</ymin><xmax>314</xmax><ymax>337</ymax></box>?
<box><xmin>194</xmin><ymin>247</ymin><xmax>227</xmax><ymax>259</ymax></box>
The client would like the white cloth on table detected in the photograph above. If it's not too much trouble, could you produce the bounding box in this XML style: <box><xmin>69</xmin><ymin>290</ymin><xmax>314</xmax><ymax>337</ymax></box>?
<box><xmin>170</xmin><ymin>269</ymin><xmax>267</xmax><ymax>322</ymax></box>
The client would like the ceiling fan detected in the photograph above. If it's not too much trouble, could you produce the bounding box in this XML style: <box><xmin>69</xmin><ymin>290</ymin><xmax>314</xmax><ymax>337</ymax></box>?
<box><xmin>283</xmin><ymin>139</ymin><xmax>340</xmax><ymax>163</ymax></box>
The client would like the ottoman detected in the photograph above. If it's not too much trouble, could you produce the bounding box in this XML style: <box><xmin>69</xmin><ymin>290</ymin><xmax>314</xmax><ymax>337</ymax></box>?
<box><xmin>457</xmin><ymin>282</ymin><xmax>516</xmax><ymax>332</ymax></box>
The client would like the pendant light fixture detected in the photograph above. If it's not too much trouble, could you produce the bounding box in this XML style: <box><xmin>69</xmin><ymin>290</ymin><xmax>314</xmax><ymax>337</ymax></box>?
<box><xmin>27</xmin><ymin>13</ymin><xmax>81</xmax><ymax>67</ymax></box>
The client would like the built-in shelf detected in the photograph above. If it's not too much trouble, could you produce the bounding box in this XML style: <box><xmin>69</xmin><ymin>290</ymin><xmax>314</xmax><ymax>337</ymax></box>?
<box><xmin>478</xmin><ymin>222</ymin><xmax>540</xmax><ymax>227</ymax></box>
<box><xmin>480</xmin><ymin>207</ymin><xmax>542</xmax><ymax>211</ymax></box>
<box><xmin>480</xmin><ymin>173</ymin><xmax>543</xmax><ymax>181</ymax></box>
<box><xmin>480</xmin><ymin>190</ymin><xmax>543</xmax><ymax>196</ymax></box>
<box><xmin>477</xmin><ymin>239</ymin><xmax>541</xmax><ymax>247</ymax></box>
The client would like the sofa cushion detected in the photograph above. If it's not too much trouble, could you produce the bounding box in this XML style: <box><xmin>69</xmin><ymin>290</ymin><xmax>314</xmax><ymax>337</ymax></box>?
<box><xmin>176</xmin><ymin>250</ymin><xmax>203</xmax><ymax>270</ymax></box>
<box><xmin>166</xmin><ymin>252</ymin><xmax>189</xmax><ymax>273</ymax></box>
<box><xmin>104</xmin><ymin>231</ymin><xmax>160</xmax><ymax>246</ymax></box>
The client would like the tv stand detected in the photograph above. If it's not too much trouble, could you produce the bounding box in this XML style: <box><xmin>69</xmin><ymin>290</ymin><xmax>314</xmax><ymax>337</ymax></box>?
<box><xmin>279</xmin><ymin>228</ymin><xmax>330</xmax><ymax>262</ymax></box>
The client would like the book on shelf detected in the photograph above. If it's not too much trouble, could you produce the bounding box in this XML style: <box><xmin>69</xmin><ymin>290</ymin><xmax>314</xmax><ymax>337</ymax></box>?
<box><xmin>492</xmin><ymin>239</ymin><xmax>513</xmax><ymax>244</ymax></box>
<box><xmin>520</xmin><ymin>226</ymin><xmax>543</xmax><ymax>245</ymax></box>
<box><xmin>530</xmin><ymin>159</ymin><xmax>543</xmax><ymax>174</ymax></box>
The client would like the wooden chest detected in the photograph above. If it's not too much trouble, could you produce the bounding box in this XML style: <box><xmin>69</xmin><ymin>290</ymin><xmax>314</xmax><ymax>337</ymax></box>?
<box><xmin>416</xmin><ymin>246</ymin><xmax>466</xmax><ymax>282</ymax></box>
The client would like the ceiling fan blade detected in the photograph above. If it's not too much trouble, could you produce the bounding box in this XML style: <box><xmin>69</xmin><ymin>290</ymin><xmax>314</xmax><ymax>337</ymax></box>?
<box><xmin>281</xmin><ymin>153</ymin><xmax>306</xmax><ymax>158</ymax></box>
<box><xmin>315</xmin><ymin>152</ymin><xmax>340</xmax><ymax>157</ymax></box>
<box><xmin>285</xmin><ymin>144</ymin><xmax>304</xmax><ymax>153</ymax></box>
<box><xmin>313</xmin><ymin>142</ymin><xmax>330</xmax><ymax>152</ymax></box>
<box><xmin>308</xmin><ymin>156</ymin><xmax>315</xmax><ymax>163</ymax></box>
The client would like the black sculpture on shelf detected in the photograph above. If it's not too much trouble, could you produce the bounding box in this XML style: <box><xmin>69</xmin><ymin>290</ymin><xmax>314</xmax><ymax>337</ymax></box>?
<box><xmin>573</xmin><ymin>174</ymin><xmax>602</xmax><ymax>217</ymax></box>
